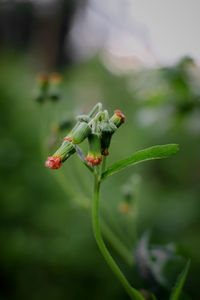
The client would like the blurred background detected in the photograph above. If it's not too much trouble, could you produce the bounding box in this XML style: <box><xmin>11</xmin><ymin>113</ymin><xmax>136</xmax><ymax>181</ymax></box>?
<box><xmin>0</xmin><ymin>0</ymin><xmax>200</xmax><ymax>299</ymax></box>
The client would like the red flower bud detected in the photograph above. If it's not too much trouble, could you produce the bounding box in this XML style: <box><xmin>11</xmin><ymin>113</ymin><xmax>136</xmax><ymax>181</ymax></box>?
<box><xmin>45</xmin><ymin>156</ymin><xmax>62</xmax><ymax>169</ymax></box>
<box><xmin>86</xmin><ymin>156</ymin><xmax>102</xmax><ymax>166</ymax></box>
<box><xmin>64</xmin><ymin>136</ymin><xmax>72</xmax><ymax>142</ymax></box>
<box><xmin>114</xmin><ymin>110</ymin><xmax>126</xmax><ymax>123</ymax></box>
<box><xmin>86</xmin><ymin>134</ymin><xmax>102</xmax><ymax>166</ymax></box>
<box><xmin>110</xmin><ymin>109</ymin><xmax>126</xmax><ymax>128</ymax></box>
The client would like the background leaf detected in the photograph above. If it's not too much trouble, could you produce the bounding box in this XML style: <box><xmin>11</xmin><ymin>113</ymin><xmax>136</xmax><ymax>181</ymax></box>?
<box><xmin>169</xmin><ymin>260</ymin><xmax>190</xmax><ymax>300</ymax></box>
<box><xmin>101</xmin><ymin>144</ymin><xmax>179</xmax><ymax>180</ymax></box>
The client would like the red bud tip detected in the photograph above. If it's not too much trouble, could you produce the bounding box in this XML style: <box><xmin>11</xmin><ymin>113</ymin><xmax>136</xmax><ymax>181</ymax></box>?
<box><xmin>45</xmin><ymin>156</ymin><xmax>62</xmax><ymax>169</ymax></box>
<box><xmin>101</xmin><ymin>150</ymin><xmax>109</xmax><ymax>156</ymax></box>
<box><xmin>64</xmin><ymin>136</ymin><xmax>72</xmax><ymax>142</ymax></box>
<box><xmin>38</xmin><ymin>73</ymin><xmax>48</xmax><ymax>83</ymax></box>
<box><xmin>114</xmin><ymin>110</ymin><xmax>126</xmax><ymax>123</ymax></box>
<box><xmin>86</xmin><ymin>156</ymin><xmax>102</xmax><ymax>166</ymax></box>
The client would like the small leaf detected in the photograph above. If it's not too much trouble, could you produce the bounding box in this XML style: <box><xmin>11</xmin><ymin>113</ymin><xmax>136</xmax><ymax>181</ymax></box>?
<box><xmin>151</xmin><ymin>294</ymin><xmax>158</xmax><ymax>300</ymax></box>
<box><xmin>169</xmin><ymin>260</ymin><xmax>190</xmax><ymax>300</ymax></box>
<box><xmin>101</xmin><ymin>144</ymin><xmax>179</xmax><ymax>180</ymax></box>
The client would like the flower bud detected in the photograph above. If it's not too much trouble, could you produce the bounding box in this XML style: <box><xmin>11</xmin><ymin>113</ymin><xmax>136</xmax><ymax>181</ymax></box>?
<box><xmin>86</xmin><ymin>134</ymin><xmax>102</xmax><ymax>166</ymax></box>
<box><xmin>110</xmin><ymin>110</ymin><xmax>126</xmax><ymax>128</ymax></box>
<box><xmin>63</xmin><ymin>122</ymin><xmax>80</xmax><ymax>142</ymax></box>
<box><xmin>59</xmin><ymin>118</ymin><xmax>73</xmax><ymax>131</ymax></box>
<box><xmin>49</xmin><ymin>73</ymin><xmax>62</xmax><ymax>101</ymax></box>
<box><xmin>45</xmin><ymin>140</ymin><xmax>76</xmax><ymax>170</ymax></box>
<box><xmin>100</xmin><ymin>121</ymin><xmax>117</xmax><ymax>156</ymax></box>
<box><xmin>72</xmin><ymin>122</ymin><xmax>92</xmax><ymax>144</ymax></box>
<box><xmin>34</xmin><ymin>73</ymin><xmax>49</xmax><ymax>103</ymax></box>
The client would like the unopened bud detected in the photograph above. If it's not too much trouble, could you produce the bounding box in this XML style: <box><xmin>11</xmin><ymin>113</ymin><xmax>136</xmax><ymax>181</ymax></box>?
<box><xmin>34</xmin><ymin>73</ymin><xmax>49</xmax><ymax>103</ymax></box>
<box><xmin>100</xmin><ymin>121</ymin><xmax>117</xmax><ymax>156</ymax></box>
<box><xmin>72</xmin><ymin>122</ymin><xmax>92</xmax><ymax>144</ymax></box>
<box><xmin>63</xmin><ymin>122</ymin><xmax>80</xmax><ymax>142</ymax></box>
<box><xmin>45</xmin><ymin>140</ymin><xmax>76</xmax><ymax>170</ymax></box>
<box><xmin>49</xmin><ymin>73</ymin><xmax>62</xmax><ymax>101</ymax></box>
<box><xmin>86</xmin><ymin>134</ymin><xmax>102</xmax><ymax>166</ymax></box>
<box><xmin>110</xmin><ymin>110</ymin><xmax>126</xmax><ymax>128</ymax></box>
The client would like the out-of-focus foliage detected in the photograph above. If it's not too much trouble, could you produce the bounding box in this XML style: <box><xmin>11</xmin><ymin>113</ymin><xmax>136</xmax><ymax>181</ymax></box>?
<box><xmin>0</xmin><ymin>1</ymin><xmax>200</xmax><ymax>296</ymax></box>
<box><xmin>0</xmin><ymin>51</ymin><xmax>200</xmax><ymax>299</ymax></box>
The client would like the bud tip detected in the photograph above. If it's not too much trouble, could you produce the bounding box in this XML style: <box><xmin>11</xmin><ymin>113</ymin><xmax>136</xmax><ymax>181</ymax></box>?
<box><xmin>45</xmin><ymin>156</ymin><xmax>62</xmax><ymax>169</ymax></box>
<box><xmin>114</xmin><ymin>110</ymin><xmax>126</xmax><ymax>123</ymax></box>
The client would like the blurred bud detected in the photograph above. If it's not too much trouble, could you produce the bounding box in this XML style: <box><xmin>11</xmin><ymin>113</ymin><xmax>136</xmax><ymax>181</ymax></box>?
<box><xmin>121</xmin><ymin>184</ymin><xmax>134</xmax><ymax>202</ymax></box>
<box><xmin>110</xmin><ymin>109</ymin><xmax>126</xmax><ymax>128</ymax></box>
<box><xmin>100</xmin><ymin>121</ymin><xmax>117</xmax><ymax>156</ymax></box>
<box><xmin>118</xmin><ymin>202</ymin><xmax>131</xmax><ymax>214</ymax></box>
<box><xmin>45</xmin><ymin>140</ymin><xmax>76</xmax><ymax>170</ymax></box>
<box><xmin>72</xmin><ymin>122</ymin><xmax>92</xmax><ymax>144</ymax></box>
<box><xmin>34</xmin><ymin>73</ymin><xmax>49</xmax><ymax>103</ymax></box>
<box><xmin>48</xmin><ymin>73</ymin><xmax>62</xmax><ymax>101</ymax></box>
<box><xmin>59</xmin><ymin>118</ymin><xmax>74</xmax><ymax>131</ymax></box>
<box><xmin>86</xmin><ymin>134</ymin><xmax>102</xmax><ymax>166</ymax></box>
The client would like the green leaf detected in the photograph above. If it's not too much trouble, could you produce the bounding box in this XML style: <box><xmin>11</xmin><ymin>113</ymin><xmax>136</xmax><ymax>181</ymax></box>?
<box><xmin>169</xmin><ymin>260</ymin><xmax>190</xmax><ymax>300</ymax></box>
<box><xmin>151</xmin><ymin>294</ymin><xmax>158</xmax><ymax>300</ymax></box>
<box><xmin>101</xmin><ymin>144</ymin><xmax>179</xmax><ymax>180</ymax></box>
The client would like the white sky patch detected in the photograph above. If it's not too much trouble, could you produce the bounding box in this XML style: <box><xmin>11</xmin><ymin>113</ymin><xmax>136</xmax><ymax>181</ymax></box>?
<box><xmin>68</xmin><ymin>0</ymin><xmax>200</xmax><ymax>67</ymax></box>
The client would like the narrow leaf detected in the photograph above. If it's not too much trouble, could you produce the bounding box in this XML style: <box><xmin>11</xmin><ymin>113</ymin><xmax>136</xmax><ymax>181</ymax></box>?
<box><xmin>101</xmin><ymin>144</ymin><xmax>179</xmax><ymax>180</ymax></box>
<box><xmin>170</xmin><ymin>260</ymin><xmax>190</xmax><ymax>300</ymax></box>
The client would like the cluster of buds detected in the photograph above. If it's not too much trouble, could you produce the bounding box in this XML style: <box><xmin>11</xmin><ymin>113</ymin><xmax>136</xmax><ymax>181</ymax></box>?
<box><xmin>34</xmin><ymin>72</ymin><xmax>62</xmax><ymax>103</ymax></box>
<box><xmin>45</xmin><ymin>103</ymin><xmax>125</xmax><ymax>170</ymax></box>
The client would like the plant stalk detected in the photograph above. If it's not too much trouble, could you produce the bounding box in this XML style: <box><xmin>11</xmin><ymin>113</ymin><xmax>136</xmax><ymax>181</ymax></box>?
<box><xmin>92</xmin><ymin>174</ymin><xmax>143</xmax><ymax>300</ymax></box>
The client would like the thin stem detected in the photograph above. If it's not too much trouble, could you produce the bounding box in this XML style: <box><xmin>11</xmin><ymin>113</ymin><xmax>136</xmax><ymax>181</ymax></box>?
<box><xmin>101</xmin><ymin>221</ymin><xmax>133</xmax><ymax>266</ymax></box>
<box><xmin>101</xmin><ymin>156</ymin><xmax>107</xmax><ymax>174</ymax></box>
<box><xmin>92</xmin><ymin>174</ymin><xmax>143</xmax><ymax>300</ymax></box>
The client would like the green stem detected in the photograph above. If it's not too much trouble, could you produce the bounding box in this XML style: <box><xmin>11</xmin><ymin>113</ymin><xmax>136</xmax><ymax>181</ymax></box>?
<box><xmin>101</xmin><ymin>156</ymin><xmax>107</xmax><ymax>174</ymax></box>
<box><xmin>92</xmin><ymin>175</ymin><xmax>144</xmax><ymax>300</ymax></box>
<box><xmin>101</xmin><ymin>221</ymin><xmax>133</xmax><ymax>266</ymax></box>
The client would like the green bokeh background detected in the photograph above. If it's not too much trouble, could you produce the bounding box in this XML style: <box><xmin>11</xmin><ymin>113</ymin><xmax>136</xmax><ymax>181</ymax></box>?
<box><xmin>0</xmin><ymin>3</ymin><xmax>200</xmax><ymax>299</ymax></box>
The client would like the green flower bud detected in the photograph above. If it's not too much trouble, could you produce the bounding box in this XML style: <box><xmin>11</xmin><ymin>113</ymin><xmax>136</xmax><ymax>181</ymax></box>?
<box><xmin>72</xmin><ymin>122</ymin><xmax>92</xmax><ymax>144</ymax></box>
<box><xmin>110</xmin><ymin>110</ymin><xmax>126</xmax><ymax>128</ymax></box>
<box><xmin>64</xmin><ymin>122</ymin><xmax>80</xmax><ymax>142</ymax></box>
<box><xmin>100</xmin><ymin>121</ymin><xmax>117</xmax><ymax>156</ymax></box>
<box><xmin>34</xmin><ymin>73</ymin><xmax>49</xmax><ymax>103</ymax></box>
<box><xmin>54</xmin><ymin>139</ymin><xmax>76</xmax><ymax>160</ymax></box>
<box><xmin>86</xmin><ymin>134</ymin><xmax>102</xmax><ymax>166</ymax></box>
